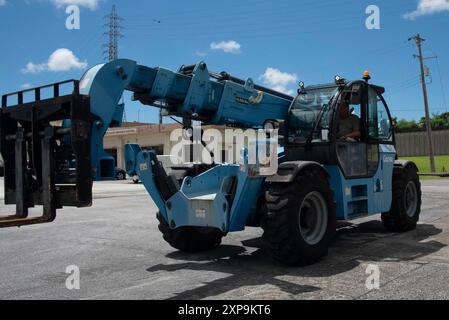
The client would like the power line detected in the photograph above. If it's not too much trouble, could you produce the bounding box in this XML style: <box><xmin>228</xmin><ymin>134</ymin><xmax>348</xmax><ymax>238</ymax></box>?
<box><xmin>393</xmin><ymin>108</ymin><xmax>448</xmax><ymax>113</ymax></box>
<box><xmin>127</xmin><ymin>0</ymin><xmax>350</xmax><ymax>23</ymax></box>
<box><xmin>434</xmin><ymin>56</ymin><xmax>448</xmax><ymax>113</ymax></box>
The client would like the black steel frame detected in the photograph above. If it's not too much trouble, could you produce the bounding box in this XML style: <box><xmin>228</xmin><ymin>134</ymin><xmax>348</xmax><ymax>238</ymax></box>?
<box><xmin>0</xmin><ymin>80</ymin><xmax>93</xmax><ymax>227</ymax></box>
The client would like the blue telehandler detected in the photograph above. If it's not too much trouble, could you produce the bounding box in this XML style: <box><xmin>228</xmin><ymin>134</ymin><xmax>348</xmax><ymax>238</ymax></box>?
<box><xmin>0</xmin><ymin>59</ymin><xmax>421</xmax><ymax>265</ymax></box>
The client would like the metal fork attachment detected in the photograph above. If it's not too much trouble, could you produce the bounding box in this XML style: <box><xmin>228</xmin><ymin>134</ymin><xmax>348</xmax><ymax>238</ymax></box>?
<box><xmin>0</xmin><ymin>80</ymin><xmax>92</xmax><ymax>227</ymax></box>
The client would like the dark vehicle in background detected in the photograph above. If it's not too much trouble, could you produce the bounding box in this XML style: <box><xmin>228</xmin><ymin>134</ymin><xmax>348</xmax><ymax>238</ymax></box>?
<box><xmin>115</xmin><ymin>168</ymin><xmax>126</xmax><ymax>180</ymax></box>
<box><xmin>0</xmin><ymin>158</ymin><xmax>4</xmax><ymax>177</ymax></box>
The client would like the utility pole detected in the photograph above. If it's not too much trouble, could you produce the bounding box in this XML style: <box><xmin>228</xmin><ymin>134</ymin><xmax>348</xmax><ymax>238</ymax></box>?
<box><xmin>409</xmin><ymin>34</ymin><xmax>436</xmax><ymax>173</ymax></box>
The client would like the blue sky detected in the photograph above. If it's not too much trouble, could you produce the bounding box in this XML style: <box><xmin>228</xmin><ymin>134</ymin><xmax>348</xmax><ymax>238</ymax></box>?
<box><xmin>0</xmin><ymin>0</ymin><xmax>448</xmax><ymax>123</ymax></box>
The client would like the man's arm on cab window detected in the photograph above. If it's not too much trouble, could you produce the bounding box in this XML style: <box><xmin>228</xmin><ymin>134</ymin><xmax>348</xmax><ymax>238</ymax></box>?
<box><xmin>342</xmin><ymin>116</ymin><xmax>361</xmax><ymax>139</ymax></box>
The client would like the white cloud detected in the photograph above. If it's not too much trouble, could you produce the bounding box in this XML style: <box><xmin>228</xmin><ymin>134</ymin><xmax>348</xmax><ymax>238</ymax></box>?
<box><xmin>195</xmin><ymin>51</ymin><xmax>207</xmax><ymax>57</ymax></box>
<box><xmin>404</xmin><ymin>0</ymin><xmax>449</xmax><ymax>20</ymax></box>
<box><xmin>259</xmin><ymin>67</ymin><xmax>298</xmax><ymax>95</ymax></box>
<box><xmin>210</xmin><ymin>40</ymin><xmax>241</xmax><ymax>54</ymax></box>
<box><xmin>22</xmin><ymin>48</ymin><xmax>87</xmax><ymax>74</ymax></box>
<box><xmin>0</xmin><ymin>0</ymin><xmax>6</xmax><ymax>6</ymax></box>
<box><xmin>21</xmin><ymin>83</ymin><xmax>32</xmax><ymax>89</ymax></box>
<box><xmin>271</xmin><ymin>86</ymin><xmax>295</xmax><ymax>96</ymax></box>
<box><xmin>22</xmin><ymin>62</ymin><xmax>46</xmax><ymax>74</ymax></box>
<box><xmin>50</xmin><ymin>0</ymin><xmax>101</xmax><ymax>10</ymax></box>
<box><xmin>47</xmin><ymin>48</ymin><xmax>87</xmax><ymax>71</ymax></box>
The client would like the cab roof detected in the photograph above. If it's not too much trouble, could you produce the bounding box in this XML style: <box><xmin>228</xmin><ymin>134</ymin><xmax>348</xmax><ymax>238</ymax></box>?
<box><xmin>303</xmin><ymin>81</ymin><xmax>385</xmax><ymax>95</ymax></box>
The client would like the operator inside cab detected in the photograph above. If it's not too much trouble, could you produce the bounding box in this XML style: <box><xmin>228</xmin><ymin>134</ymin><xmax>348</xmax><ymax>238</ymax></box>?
<box><xmin>336</xmin><ymin>100</ymin><xmax>361</xmax><ymax>141</ymax></box>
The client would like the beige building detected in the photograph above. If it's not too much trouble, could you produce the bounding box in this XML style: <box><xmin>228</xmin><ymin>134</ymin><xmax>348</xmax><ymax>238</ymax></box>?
<box><xmin>105</xmin><ymin>122</ymin><xmax>178</xmax><ymax>169</ymax></box>
<box><xmin>104</xmin><ymin>122</ymin><xmax>235</xmax><ymax>169</ymax></box>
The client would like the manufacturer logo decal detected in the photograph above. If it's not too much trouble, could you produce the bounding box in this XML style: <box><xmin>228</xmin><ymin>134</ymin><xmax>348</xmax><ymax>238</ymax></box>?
<box><xmin>383</xmin><ymin>156</ymin><xmax>394</xmax><ymax>163</ymax></box>
<box><xmin>235</xmin><ymin>96</ymin><xmax>249</xmax><ymax>105</ymax></box>
<box><xmin>195</xmin><ymin>208</ymin><xmax>206</xmax><ymax>218</ymax></box>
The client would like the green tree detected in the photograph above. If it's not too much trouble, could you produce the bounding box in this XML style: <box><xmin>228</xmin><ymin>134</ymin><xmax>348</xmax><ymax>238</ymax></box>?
<box><xmin>395</xmin><ymin>118</ymin><xmax>420</xmax><ymax>132</ymax></box>
<box><xmin>419</xmin><ymin>112</ymin><xmax>449</xmax><ymax>130</ymax></box>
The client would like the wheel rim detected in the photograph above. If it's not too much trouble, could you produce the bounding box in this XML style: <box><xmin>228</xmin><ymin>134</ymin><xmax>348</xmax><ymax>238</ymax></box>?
<box><xmin>404</xmin><ymin>181</ymin><xmax>418</xmax><ymax>217</ymax></box>
<box><xmin>298</xmin><ymin>191</ymin><xmax>328</xmax><ymax>245</ymax></box>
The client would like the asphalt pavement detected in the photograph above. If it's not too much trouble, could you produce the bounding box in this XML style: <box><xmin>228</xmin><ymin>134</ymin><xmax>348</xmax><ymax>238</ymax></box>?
<box><xmin>1</xmin><ymin>178</ymin><xmax>449</xmax><ymax>300</ymax></box>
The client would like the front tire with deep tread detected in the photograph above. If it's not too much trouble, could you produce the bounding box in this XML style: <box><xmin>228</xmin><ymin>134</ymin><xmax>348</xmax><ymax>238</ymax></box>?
<box><xmin>381</xmin><ymin>165</ymin><xmax>421</xmax><ymax>232</ymax></box>
<box><xmin>262</xmin><ymin>169</ymin><xmax>336</xmax><ymax>266</ymax></box>
<box><xmin>157</xmin><ymin>212</ymin><xmax>224</xmax><ymax>253</ymax></box>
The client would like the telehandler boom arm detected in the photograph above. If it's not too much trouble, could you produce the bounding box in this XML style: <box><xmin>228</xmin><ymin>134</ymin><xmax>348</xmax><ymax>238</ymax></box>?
<box><xmin>0</xmin><ymin>59</ymin><xmax>291</xmax><ymax>227</ymax></box>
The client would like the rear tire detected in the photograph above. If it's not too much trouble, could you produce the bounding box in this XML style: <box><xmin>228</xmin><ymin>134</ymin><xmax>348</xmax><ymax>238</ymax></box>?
<box><xmin>157</xmin><ymin>212</ymin><xmax>224</xmax><ymax>253</ymax></box>
<box><xmin>381</xmin><ymin>165</ymin><xmax>421</xmax><ymax>232</ymax></box>
<box><xmin>262</xmin><ymin>169</ymin><xmax>336</xmax><ymax>266</ymax></box>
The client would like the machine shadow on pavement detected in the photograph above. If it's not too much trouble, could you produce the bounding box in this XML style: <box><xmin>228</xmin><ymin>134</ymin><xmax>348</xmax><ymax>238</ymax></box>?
<box><xmin>146</xmin><ymin>221</ymin><xmax>445</xmax><ymax>300</ymax></box>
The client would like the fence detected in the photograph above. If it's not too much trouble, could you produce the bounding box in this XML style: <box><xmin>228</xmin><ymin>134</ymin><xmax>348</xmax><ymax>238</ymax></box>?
<box><xmin>395</xmin><ymin>130</ymin><xmax>449</xmax><ymax>157</ymax></box>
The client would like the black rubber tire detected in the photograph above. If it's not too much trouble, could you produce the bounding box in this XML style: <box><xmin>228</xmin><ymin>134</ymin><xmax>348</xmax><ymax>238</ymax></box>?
<box><xmin>157</xmin><ymin>212</ymin><xmax>224</xmax><ymax>253</ymax></box>
<box><xmin>381</xmin><ymin>165</ymin><xmax>421</xmax><ymax>232</ymax></box>
<box><xmin>261</xmin><ymin>168</ymin><xmax>336</xmax><ymax>266</ymax></box>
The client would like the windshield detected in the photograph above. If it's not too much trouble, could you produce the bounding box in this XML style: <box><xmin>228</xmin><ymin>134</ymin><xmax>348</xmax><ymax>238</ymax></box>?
<box><xmin>288</xmin><ymin>86</ymin><xmax>338</xmax><ymax>144</ymax></box>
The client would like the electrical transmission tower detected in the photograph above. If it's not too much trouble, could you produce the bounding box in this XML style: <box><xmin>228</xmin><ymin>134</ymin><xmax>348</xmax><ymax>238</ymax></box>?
<box><xmin>103</xmin><ymin>4</ymin><xmax>123</xmax><ymax>61</ymax></box>
<box><xmin>103</xmin><ymin>4</ymin><xmax>127</xmax><ymax>122</ymax></box>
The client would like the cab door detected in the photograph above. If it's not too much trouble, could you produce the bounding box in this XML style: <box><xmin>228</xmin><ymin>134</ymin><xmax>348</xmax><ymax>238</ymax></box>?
<box><xmin>366</xmin><ymin>85</ymin><xmax>396</xmax><ymax>213</ymax></box>
<box><xmin>334</xmin><ymin>82</ymin><xmax>370</xmax><ymax>179</ymax></box>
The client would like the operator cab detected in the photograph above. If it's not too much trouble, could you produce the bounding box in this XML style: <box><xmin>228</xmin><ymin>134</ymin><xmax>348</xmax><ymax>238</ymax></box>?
<box><xmin>284</xmin><ymin>72</ymin><xmax>394</xmax><ymax>179</ymax></box>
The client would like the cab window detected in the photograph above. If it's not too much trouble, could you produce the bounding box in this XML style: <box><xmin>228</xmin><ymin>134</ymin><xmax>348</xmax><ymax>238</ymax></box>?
<box><xmin>368</xmin><ymin>87</ymin><xmax>392</xmax><ymax>142</ymax></box>
<box><xmin>288</xmin><ymin>86</ymin><xmax>338</xmax><ymax>144</ymax></box>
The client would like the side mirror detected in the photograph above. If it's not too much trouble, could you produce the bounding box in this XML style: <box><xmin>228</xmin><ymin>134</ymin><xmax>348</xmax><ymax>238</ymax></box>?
<box><xmin>350</xmin><ymin>84</ymin><xmax>362</xmax><ymax>104</ymax></box>
<box><xmin>278</xmin><ymin>120</ymin><xmax>286</xmax><ymax>136</ymax></box>
<box><xmin>263</xmin><ymin>120</ymin><xmax>286</xmax><ymax>145</ymax></box>
<box><xmin>278</xmin><ymin>120</ymin><xmax>286</xmax><ymax>145</ymax></box>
